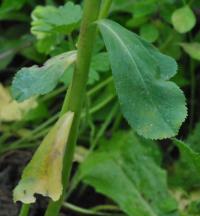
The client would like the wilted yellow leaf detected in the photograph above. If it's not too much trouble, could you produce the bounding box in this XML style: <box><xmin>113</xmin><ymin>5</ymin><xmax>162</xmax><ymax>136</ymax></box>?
<box><xmin>13</xmin><ymin>111</ymin><xmax>74</xmax><ymax>203</ymax></box>
<box><xmin>0</xmin><ymin>84</ymin><xmax>37</xmax><ymax>122</ymax></box>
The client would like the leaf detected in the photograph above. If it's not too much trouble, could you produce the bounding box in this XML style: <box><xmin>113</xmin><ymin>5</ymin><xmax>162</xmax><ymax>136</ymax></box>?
<box><xmin>80</xmin><ymin>132</ymin><xmax>178</xmax><ymax>216</ymax></box>
<box><xmin>186</xmin><ymin>122</ymin><xmax>200</xmax><ymax>153</ymax></box>
<box><xmin>171</xmin><ymin>6</ymin><xmax>196</xmax><ymax>33</ymax></box>
<box><xmin>90</xmin><ymin>52</ymin><xmax>110</xmax><ymax>72</ymax></box>
<box><xmin>31</xmin><ymin>2</ymin><xmax>82</xmax><ymax>39</ymax></box>
<box><xmin>139</xmin><ymin>23</ymin><xmax>159</xmax><ymax>43</ymax></box>
<box><xmin>132</xmin><ymin>0</ymin><xmax>158</xmax><ymax>18</ymax></box>
<box><xmin>89</xmin><ymin>52</ymin><xmax>110</xmax><ymax>84</ymax></box>
<box><xmin>0</xmin><ymin>0</ymin><xmax>27</xmax><ymax>14</ymax></box>
<box><xmin>170</xmin><ymin>139</ymin><xmax>200</xmax><ymax>190</ymax></box>
<box><xmin>159</xmin><ymin>24</ymin><xmax>183</xmax><ymax>60</ymax></box>
<box><xmin>0</xmin><ymin>83</ymin><xmax>37</xmax><ymax>122</ymax></box>
<box><xmin>12</xmin><ymin>51</ymin><xmax>76</xmax><ymax>102</ymax></box>
<box><xmin>111</xmin><ymin>0</ymin><xmax>135</xmax><ymax>13</ymax></box>
<box><xmin>98</xmin><ymin>19</ymin><xmax>187</xmax><ymax>139</ymax></box>
<box><xmin>60</xmin><ymin>52</ymin><xmax>110</xmax><ymax>86</ymax></box>
<box><xmin>0</xmin><ymin>37</ymin><xmax>25</xmax><ymax>71</ymax></box>
<box><xmin>180</xmin><ymin>43</ymin><xmax>200</xmax><ymax>61</ymax></box>
<box><xmin>173</xmin><ymin>139</ymin><xmax>200</xmax><ymax>171</ymax></box>
<box><xmin>13</xmin><ymin>111</ymin><xmax>74</xmax><ymax>203</ymax></box>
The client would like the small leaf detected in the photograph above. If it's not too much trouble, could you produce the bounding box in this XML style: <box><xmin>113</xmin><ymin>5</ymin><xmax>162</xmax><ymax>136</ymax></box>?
<box><xmin>13</xmin><ymin>111</ymin><xmax>74</xmax><ymax>203</ymax></box>
<box><xmin>171</xmin><ymin>6</ymin><xmax>196</xmax><ymax>33</ymax></box>
<box><xmin>139</xmin><ymin>23</ymin><xmax>159</xmax><ymax>43</ymax></box>
<box><xmin>98</xmin><ymin>19</ymin><xmax>187</xmax><ymax>139</ymax></box>
<box><xmin>186</xmin><ymin>122</ymin><xmax>200</xmax><ymax>153</ymax></box>
<box><xmin>60</xmin><ymin>52</ymin><xmax>110</xmax><ymax>86</ymax></box>
<box><xmin>90</xmin><ymin>52</ymin><xmax>110</xmax><ymax>72</ymax></box>
<box><xmin>12</xmin><ymin>51</ymin><xmax>76</xmax><ymax>102</ymax></box>
<box><xmin>31</xmin><ymin>2</ymin><xmax>82</xmax><ymax>39</ymax></box>
<box><xmin>132</xmin><ymin>0</ymin><xmax>158</xmax><ymax>18</ymax></box>
<box><xmin>89</xmin><ymin>52</ymin><xmax>110</xmax><ymax>84</ymax></box>
<box><xmin>0</xmin><ymin>0</ymin><xmax>27</xmax><ymax>14</ymax></box>
<box><xmin>180</xmin><ymin>42</ymin><xmax>200</xmax><ymax>61</ymax></box>
<box><xmin>0</xmin><ymin>83</ymin><xmax>37</xmax><ymax>122</ymax></box>
<box><xmin>169</xmin><ymin>138</ymin><xmax>200</xmax><ymax>190</ymax></box>
<box><xmin>80</xmin><ymin>132</ymin><xmax>178</xmax><ymax>216</ymax></box>
<box><xmin>173</xmin><ymin>139</ymin><xmax>200</xmax><ymax>171</ymax></box>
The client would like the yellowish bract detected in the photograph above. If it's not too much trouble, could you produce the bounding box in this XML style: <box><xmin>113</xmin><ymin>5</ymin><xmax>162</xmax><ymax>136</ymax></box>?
<box><xmin>13</xmin><ymin>111</ymin><xmax>74</xmax><ymax>203</ymax></box>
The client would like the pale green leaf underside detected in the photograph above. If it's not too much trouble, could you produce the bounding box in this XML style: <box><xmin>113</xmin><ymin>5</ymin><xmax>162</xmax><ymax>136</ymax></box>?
<box><xmin>171</xmin><ymin>5</ymin><xmax>196</xmax><ymax>34</ymax></box>
<box><xmin>98</xmin><ymin>19</ymin><xmax>187</xmax><ymax>139</ymax></box>
<box><xmin>80</xmin><ymin>132</ymin><xmax>178</xmax><ymax>216</ymax></box>
<box><xmin>12</xmin><ymin>51</ymin><xmax>76</xmax><ymax>102</ymax></box>
<box><xmin>31</xmin><ymin>2</ymin><xmax>82</xmax><ymax>39</ymax></box>
<box><xmin>13</xmin><ymin>111</ymin><xmax>74</xmax><ymax>203</ymax></box>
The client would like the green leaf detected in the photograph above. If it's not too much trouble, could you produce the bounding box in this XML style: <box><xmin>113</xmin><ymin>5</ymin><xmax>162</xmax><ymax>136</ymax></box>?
<box><xmin>169</xmin><ymin>139</ymin><xmax>200</xmax><ymax>190</ymax></box>
<box><xmin>159</xmin><ymin>24</ymin><xmax>183</xmax><ymax>60</ymax></box>
<box><xmin>89</xmin><ymin>52</ymin><xmax>110</xmax><ymax>84</ymax></box>
<box><xmin>90</xmin><ymin>52</ymin><xmax>110</xmax><ymax>72</ymax></box>
<box><xmin>13</xmin><ymin>111</ymin><xmax>74</xmax><ymax>203</ymax></box>
<box><xmin>0</xmin><ymin>0</ymin><xmax>27</xmax><ymax>14</ymax></box>
<box><xmin>173</xmin><ymin>139</ymin><xmax>200</xmax><ymax>171</ymax></box>
<box><xmin>31</xmin><ymin>2</ymin><xmax>82</xmax><ymax>39</ymax></box>
<box><xmin>187</xmin><ymin>122</ymin><xmax>200</xmax><ymax>153</ymax></box>
<box><xmin>12</xmin><ymin>51</ymin><xmax>76</xmax><ymax>102</ymax></box>
<box><xmin>180</xmin><ymin>43</ymin><xmax>200</xmax><ymax>61</ymax></box>
<box><xmin>98</xmin><ymin>19</ymin><xmax>187</xmax><ymax>139</ymax></box>
<box><xmin>132</xmin><ymin>0</ymin><xmax>158</xmax><ymax>18</ymax></box>
<box><xmin>80</xmin><ymin>132</ymin><xmax>178</xmax><ymax>216</ymax></box>
<box><xmin>0</xmin><ymin>37</ymin><xmax>25</xmax><ymax>71</ymax></box>
<box><xmin>139</xmin><ymin>23</ymin><xmax>159</xmax><ymax>43</ymax></box>
<box><xmin>171</xmin><ymin>6</ymin><xmax>196</xmax><ymax>33</ymax></box>
<box><xmin>60</xmin><ymin>52</ymin><xmax>110</xmax><ymax>86</ymax></box>
<box><xmin>111</xmin><ymin>0</ymin><xmax>135</xmax><ymax>13</ymax></box>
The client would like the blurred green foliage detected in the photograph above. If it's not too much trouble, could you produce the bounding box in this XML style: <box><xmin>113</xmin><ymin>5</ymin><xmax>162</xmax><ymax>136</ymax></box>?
<box><xmin>0</xmin><ymin>0</ymin><xmax>200</xmax><ymax>215</ymax></box>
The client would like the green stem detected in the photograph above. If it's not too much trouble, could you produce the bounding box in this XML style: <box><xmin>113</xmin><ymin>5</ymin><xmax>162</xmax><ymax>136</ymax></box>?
<box><xmin>189</xmin><ymin>58</ymin><xmax>195</xmax><ymax>131</ymax></box>
<box><xmin>44</xmin><ymin>1</ymin><xmax>101</xmax><ymax>215</ymax></box>
<box><xmin>90</xmin><ymin>103</ymin><xmax>119</xmax><ymax>151</ymax></box>
<box><xmin>19</xmin><ymin>204</ymin><xmax>30</xmax><ymax>216</ymax></box>
<box><xmin>87</xmin><ymin>76</ymin><xmax>113</xmax><ymax>96</ymax></box>
<box><xmin>99</xmin><ymin>0</ymin><xmax>113</xmax><ymax>19</ymax></box>
<box><xmin>62</xmin><ymin>202</ymin><xmax>114</xmax><ymax>216</ymax></box>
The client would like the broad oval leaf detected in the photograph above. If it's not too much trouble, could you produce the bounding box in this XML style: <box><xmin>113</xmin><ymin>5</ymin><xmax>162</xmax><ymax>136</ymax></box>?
<box><xmin>13</xmin><ymin>111</ymin><xmax>74</xmax><ymax>203</ymax></box>
<box><xmin>12</xmin><ymin>51</ymin><xmax>76</xmax><ymax>102</ymax></box>
<box><xmin>171</xmin><ymin>5</ymin><xmax>196</xmax><ymax>34</ymax></box>
<box><xmin>98</xmin><ymin>19</ymin><xmax>187</xmax><ymax>139</ymax></box>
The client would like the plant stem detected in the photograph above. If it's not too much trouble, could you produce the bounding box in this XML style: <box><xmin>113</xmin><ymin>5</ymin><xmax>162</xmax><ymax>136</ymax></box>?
<box><xmin>87</xmin><ymin>76</ymin><xmax>113</xmax><ymax>96</ymax></box>
<box><xmin>99</xmin><ymin>0</ymin><xmax>113</xmax><ymax>19</ymax></box>
<box><xmin>90</xmin><ymin>103</ymin><xmax>119</xmax><ymax>151</ymax></box>
<box><xmin>19</xmin><ymin>204</ymin><xmax>30</xmax><ymax>216</ymax></box>
<box><xmin>189</xmin><ymin>58</ymin><xmax>195</xmax><ymax>131</ymax></box>
<box><xmin>44</xmin><ymin>0</ymin><xmax>101</xmax><ymax>215</ymax></box>
<box><xmin>62</xmin><ymin>202</ymin><xmax>114</xmax><ymax>216</ymax></box>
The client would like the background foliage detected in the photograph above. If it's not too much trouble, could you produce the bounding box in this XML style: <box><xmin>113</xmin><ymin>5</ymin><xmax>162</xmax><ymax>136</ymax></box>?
<box><xmin>0</xmin><ymin>0</ymin><xmax>200</xmax><ymax>216</ymax></box>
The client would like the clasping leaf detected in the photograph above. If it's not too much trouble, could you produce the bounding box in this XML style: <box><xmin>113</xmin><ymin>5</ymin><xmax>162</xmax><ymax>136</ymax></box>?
<box><xmin>13</xmin><ymin>111</ymin><xmax>74</xmax><ymax>203</ymax></box>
